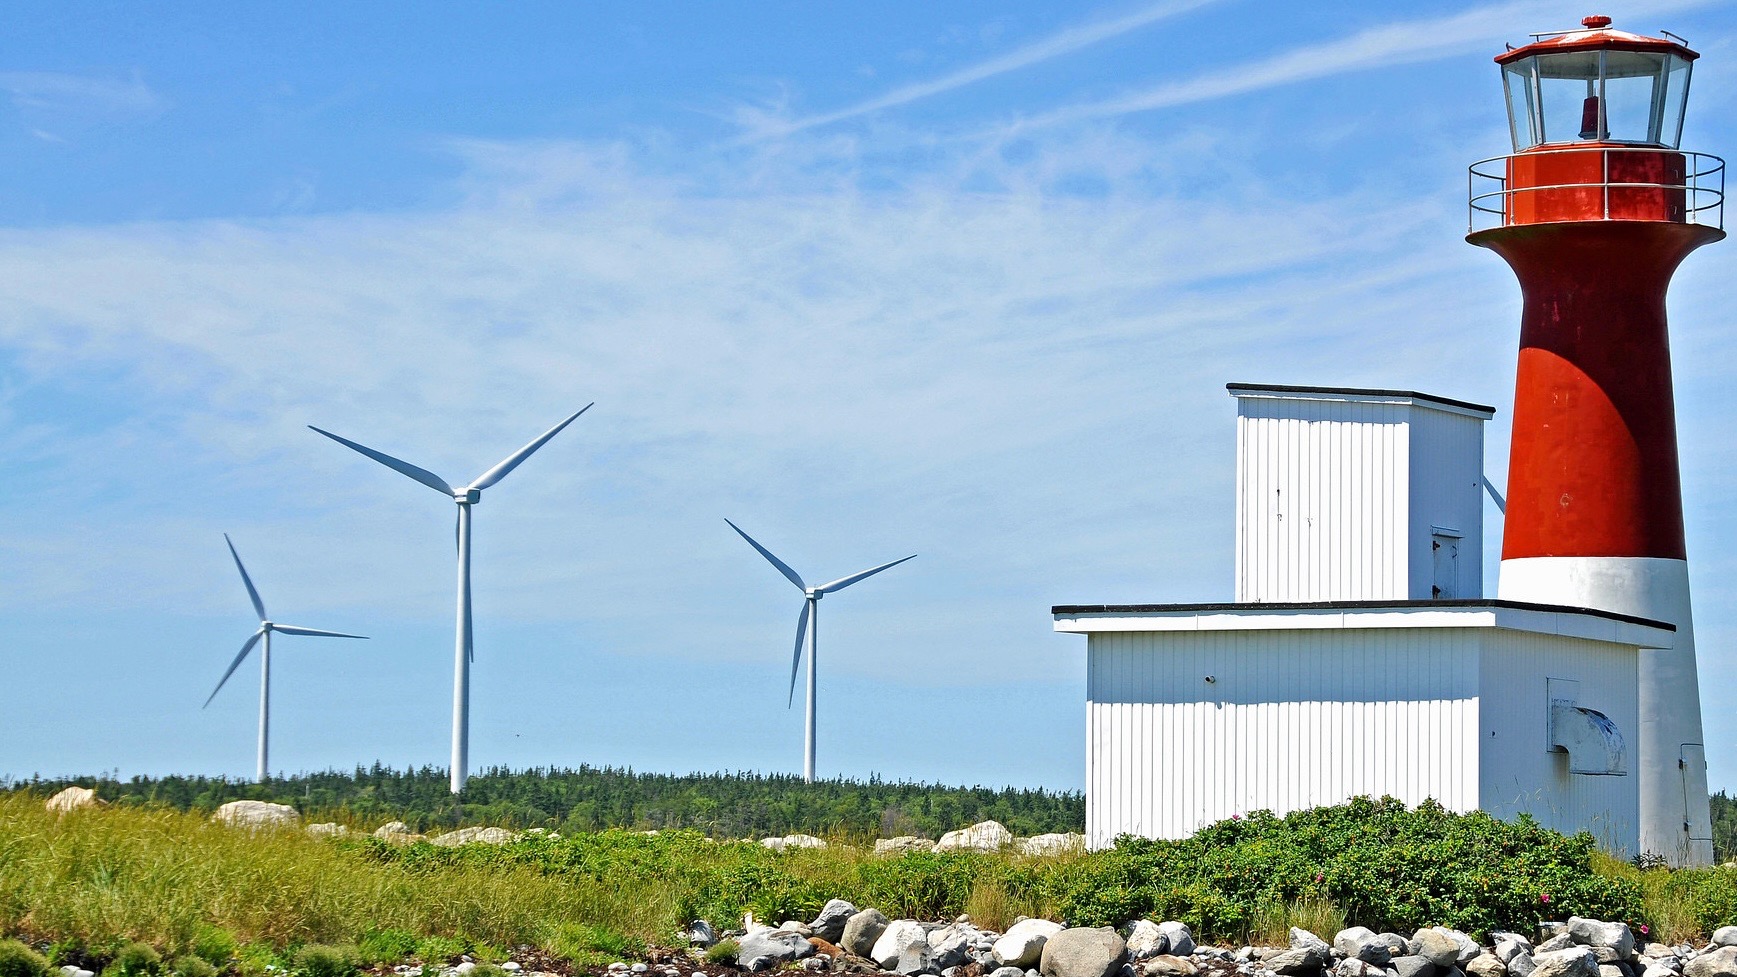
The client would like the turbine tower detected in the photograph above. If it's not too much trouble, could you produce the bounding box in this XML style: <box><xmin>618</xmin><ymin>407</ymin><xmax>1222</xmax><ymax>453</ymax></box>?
<box><xmin>204</xmin><ymin>534</ymin><xmax>368</xmax><ymax>782</ymax></box>
<box><xmin>726</xmin><ymin>518</ymin><xmax>914</xmax><ymax>782</ymax></box>
<box><xmin>311</xmin><ymin>405</ymin><xmax>591</xmax><ymax>794</ymax></box>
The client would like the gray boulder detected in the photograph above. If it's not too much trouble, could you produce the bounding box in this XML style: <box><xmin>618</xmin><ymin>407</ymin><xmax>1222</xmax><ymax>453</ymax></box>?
<box><xmin>930</xmin><ymin>926</ymin><xmax>974</xmax><ymax>970</ymax></box>
<box><xmin>212</xmin><ymin>799</ymin><xmax>298</xmax><ymax>828</ymax></box>
<box><xmin>876</xmin><ymin>837</ymin><xmax>937</xmax><ymax>855</ymax></box>
<box><xmin>1124</xmin><ymin>921</ymin><xmax>1170</xmax><ymax>960</ymax></box>
<box><xmin>996</xmin><ymin>920</ymin><xmax>1065</xmax><ymax>968</ymax></box>
<box><xmin>1336</xmin><ymin>962</ymin><xmax>1384</xmax><ymax>977</ymax></box>
<box><xmin>430</xmin><ymin>826</ymin><xmax>519</xmax><ymax>847</ymax></box>
<box><xmin>45</xmin><ymin>787</ymin><xmax>104</xmax><ymax>814</ymax></box>
<box><xmin>1510</xmin><ymin>954</ymin><xmax>1538</xmax><ymax>977</ymax></box>
<box><xmin>1540</xmin><ymin>938</ymin><xmax>1577</xmax><ymax>954</ymax></box>
<box><xmin>1645</xmin><ymin>966</ymin><xmax>1683</xmax><ymax>977</ymax></box>
<box><xmin>1686</xmin><ymin>948</ymin><xmax>1737</xmax><ymax>977</ymax></box>
<box><xmin>685</xmin><ymin>920</ymin><xmax>717</xmax><ymax>949</ymax></box>
<box><xmin>1418</xmin><ymin>931</ymin><xmax>1465</xmax><ymax>969</ymax></box>
<box><xmin>738</xmin><ymin>929</ymin><xmax>816</xmax><ymax>972</ymax></box>
<box><xmin>1468</xmin><ymin>955</ymin><xmax>1509</xmax><ymax>977</ymax></box>
<box><xmin>1337</xmin><ymin>930</ymin><xmax>1380</xmax><ymax>959</ymax></box>
<box><xmin>991</xmin><ymin>969</ymin><xmax>1028</xmax><ymax>977</ymax></box>
<box><xmin>1496</xmin><ymin>938</ymin><xmax>1537</xmax><ymax>965</ymax></box>
<box><xmin>1040</xmin><ymin>928</ymin><xmax>1128</xmax><ymax>977</ymax></box>
<box><xmin>1158</xmin><ymin>923</ymin><xmax>1194</xmax><ymax>958</ymax></box>
<box><xmin>1715</xmin><ymin>931</ymin><xmax>1737</xmax><ymax>951</ymax></box>
<box><xmin>1390</xmin><ymin>955</ymin><xmax>1435</xmax><ymax>977</ymax></box>
<box><xmin>1567</xmin><ymin>920</ymin><xmax>1636</xmax><ymax>961</ymax></box>
<box><xmin>1534</xmin><ymin>949</ymin><xmax>1600</xmax><ymax>977</ymax></box>
<box><xmin>1145</xmin><ymin>957</ymin><xmax>1198</xmax><ymax>977</ymax></box>
<box><xmin>809</xmin><ymin>900</ymin><xmax>858</xmax><ymax>943</ymax></box>
<box><xmin>843</xmin><ymin>909</ymin><xmax>890</xmax><ymax>958</ymax></box>
<box><xmin>895</xmin><ymin>935</ymin><xmax>933</xmax><ymax>977</ymax></box>
<box><xmin>1292</xmin><ymin>930</ymin><xmax>1332</xmax><ymax>958</ymax></box>
<box><xmin>872</xmin><ymin>921</ymin><xmax>929</xmax><ymax>970</ymax></box>
<box><xmin>1265</xmin><ymin>947</ymin><xmax>1328</xmax><ymax>976</ymax></box>
<box><xmin>937</xmin><ymin>820</ymin><xmax>1015</xmax><ymax>852</ymax></box>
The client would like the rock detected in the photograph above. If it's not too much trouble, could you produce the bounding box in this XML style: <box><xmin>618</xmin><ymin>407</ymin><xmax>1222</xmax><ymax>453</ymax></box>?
<box><xmin>1389</xmin><ymin>955</ymin><xmax>1434</xmax><ymax>977</ymax></box>
<box><xmin>876</xmin><ymin>837</ymin><xmax>937</xmax><ymax>855</ymax></box>
<box><xmin>1468</xmin><ymin>955</ymin><xmax>1509</xmax><ymax>977</ymax></box>
<box><xmin>762</xmin><ymin>834</ymin><xmax>827</xmax><ymax>851</ymax></box>
<box><xmin>1157</xmin><ymin>924</ymin><xmax>1194</xmax><ymax>958</ymax></box>
<box><xmin>990</xmin><ymin>969</ymin><xmax>1027</xmax><ymax>977</ymax></box>
<box><xmin>873</xmin><ymin>921</ymin><xmax>931</xmax><ymax>970</ymax></box>
<box><xmin>995</xmin><ymin>920</ymin><xmax>1065</xmax><ymax>969</ymax></box>
<box><xmin>1497</xmin><ymin>939</ymin><xmax>1537</xmax><ymax>965</ymax></box>
<box><xmin>1418</xmin><ymin>932</ymin><xmax>1466</xmax><ymax>969</ymax></box>
<box><xmin>738</xmin><ymin>930</ymin><xmax>816</xmax><ymax>972</ymax></box>
<box><xmin>1510</xmin><ymin>955</ymin><xmax>1537</xmax><ymax>977</ymax></box>
<box><xmin>1539</xmin><ymin>939</ymin><xmax>1577</xmax><ymax>955</ymax></box>
<box><xmin>1371</xmin><ymin>936</ymin><xmax>1415</xmax><ymax>959</ymax></box>
<box><xmin>1436</xmin><ymin>930</ymin><xmax>1481</xmax><ymax>967</ymax></box>
<box><xmin>1124</xmin><ymin>922</ymin><xmax>1170</xmax><ymax>960</ymax></box>
<box><xmin>1598</xmin><ymin>966</ymin><xmax>1626</xmax><ymax>977</ymax></box>
<box><xmin>375</xmin><ymin>820</ymin><xmax>412</xmax><ymax>837</ymax></box>
<box><xmin>45</xmin><ymin>786</ymin><xmax>104</xmax><ymax>814</ymax></box>
<box><xmin>1019</xmin><ymin>833</ymin><xmax>1087</xmax><ymax>856</ymax></box>
<box><xmin>1595</xmin><ymin>951</ymin><xmax>1623</xmax><ymax>966</ymax></box>
<box><xmin>937</xmin><ymin>820</ymin><xmax>1015</xmax><ymax>852</ymax></box>
<box><xmin>212</xmin><ymin>800</ymin><xmax>298</xmax><ymax>827</ymax></box>
<box><xmin>499</xmin><ymin>965</ymin><xmax>519</xmax><ymax>972</ymax></box>
<box><xmin>930</xmin><ymin>927</ymin><xmax>975</xmax><ymax>970</ymax></box>
<box><xmin>1534</xmin><ymin>949</ymin><xmax>1600</xmax><ymax>977</ymax></box>
<box><xmin>895</xmin><ymin>935</ymin><xmax>934</xmax><ymax>977</ymax></box>
<box><xmin>1337</xmin><ymin>930</ymin><xmax>1383</xmax><ymax>963</ymax></box>
<box><xmin>1646</xmin><ymin>966</ymin><xmax>1683</xmax><ymax>977</ymax></box>
<box><xmin>687</xmin><ymin>921</ymin><xmax>718</xmax><ymax>949</ymax></box>
<box><xmin>778</xmin><ymin>922</ymin><xmax>813</xmax><ymax>937</ymax></box>
<box><xmin>1568</xmin><ymin>921</ymin><xmax>1637</xmax><ymax>961</ymax></box>
<box><xmin>806</xmin><ymin>900</ymin><xmax>857</xmax><ymax>943</ymax></box>
<box><xmin>1145</xmin><ymin>957</ymin><xmax>1197</xmax><ymax>977</ymax></box>
<box><xmin>1643</xmin><ymin>946</ymin><xmax>1681</xmax><ymax>961</ymax></box>
<box><xmin>1040</xmin><ymin>928</ymin><xmax>1129</xmax><ymax>977</ymax></box>
<box><xmin>843</xmin><ymin>909</ymin><xmax>890</xmax><ymax>958</ymax></box>
<box><xmin>455</xmin><ymin>964</ymin><xmax>477</xmax><ymax>974</ymax></box>
<box><xmin>1685</xmin><ymin>948</ymin><xmax>1737</xmax><ymax>977</ymax></box>
<box><xmin>1292</xmin><ymin>931</ymin><xmax>1332</xmax><ymax>959</ymax></box>
<box><xmin>306</xmin><ymin>822</ymin><xmax>351</xmax><ymax>838</ymax></box>
<box><xmin>1264</xmin><ymin>947</ymin><xmax>1328</xmax><ymax>976</ymax></box>
<box><xmin>1335</xmin><ymin>962</ymin><xmax>1383</xmax><ymax>977</ymax></box>
<box><xmin>1715</xmin><ymin>934</ymin><xmax>1737</xmax><ymax>951</ymax></box>
<box><xmin>429</xmin><ymin>826</ymin><xmax>519</xmax><ymax>847</ymax></box>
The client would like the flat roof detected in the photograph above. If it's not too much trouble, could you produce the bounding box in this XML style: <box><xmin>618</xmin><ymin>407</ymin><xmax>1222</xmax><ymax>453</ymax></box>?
<box><xmin>1226</xmin><ymin>382</ymin><xmax>1496</xmax><ymax>417</ymax></box>
<box><xmin>1052</xmin><ymin>599</ymin><xmax>1674</xmax><ymax>649</ymax></box>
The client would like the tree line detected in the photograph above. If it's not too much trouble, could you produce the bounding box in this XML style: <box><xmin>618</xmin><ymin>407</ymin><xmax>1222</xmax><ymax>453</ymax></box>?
<box><xmin>3</xmin><ymin>764</ymin><xmax>1085</xmax><ymax>839</ymax></box>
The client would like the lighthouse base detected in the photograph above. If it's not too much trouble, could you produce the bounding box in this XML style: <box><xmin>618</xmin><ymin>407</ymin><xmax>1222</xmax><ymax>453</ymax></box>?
<box><xmin>1499</xmin><ymin>556</ymin><xmax>1712</xmax><ymax>866</ymax></box>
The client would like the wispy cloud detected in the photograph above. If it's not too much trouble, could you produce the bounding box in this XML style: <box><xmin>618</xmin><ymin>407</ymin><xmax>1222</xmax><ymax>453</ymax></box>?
<box><xmin>1005</xmin><ymin>0</ymin><xmax>1723</xmax><ymax>131</ymax></box>
<box><xmin>0</xmin><ymin>70</ymin><xmax>166</xmax><ymax>117</ymax></box>
<box><xmin>739</xmin><ymin>0</ymin><xmax>1223</xmax><ymax>139</ymax></box>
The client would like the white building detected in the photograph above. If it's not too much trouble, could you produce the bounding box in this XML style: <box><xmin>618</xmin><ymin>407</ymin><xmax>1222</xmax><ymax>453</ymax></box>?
<box><xmin>1054</xmin><ymin>385</ymin><xmax>1660</xmax><ymax>852</ymax></box>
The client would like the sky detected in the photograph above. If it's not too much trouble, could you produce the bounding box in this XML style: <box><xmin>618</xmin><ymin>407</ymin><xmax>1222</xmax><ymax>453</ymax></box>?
<box><xmin>4</xmin><ymin>1</ymin><xmax>1737</xmax><ymax>795</ymax></box>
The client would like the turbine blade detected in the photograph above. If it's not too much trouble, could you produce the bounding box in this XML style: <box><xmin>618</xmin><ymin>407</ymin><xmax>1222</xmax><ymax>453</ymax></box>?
<box><xmin>272</xmin><ymin>625</ymin><xmax>369</xmax><ymax>639</ymax></box>
<box><xmin>788</xmin><ymin>600</ymin><xmax>811</xmax><ymax>708</ymax></box>
<box><xmin>468</xmin><ymin>404</ymin><xmax>593</xmax><ymax>491</ymax></box>
<box><xmin>309</xmin><ymin>425</ymin><xmax>454</xmax><ymax>496</ymax></box>
<box><xmin>204</xmin><ymin>630</ymin><xmax>264</xmax><ymax>708</ymax></box>
<box><xmin>818</xmin><ymin>554</ymin><xmax>918</xmax><ymax>594</ymax></box>
<box><xmin>224</xmin><ymin>534</ymin><xmax>267</xmax><ymax>622</ymax></box>
<box><xmin>725</xmin><ymin>519</ymin><xmax>805</xmax><ymax>590</ymax></box>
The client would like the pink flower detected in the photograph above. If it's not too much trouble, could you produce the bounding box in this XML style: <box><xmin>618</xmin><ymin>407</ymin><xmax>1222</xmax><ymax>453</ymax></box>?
<box><xmin>1315</xmin><ymin>873</ymin><xmax>1324</xmax><ymax>883</ymax></box>
<box><xmin>1541</xmin><ymin>894</ymin><xmax>1552</xmax><ymax>903</ymax></box>
<box><xmin>1231</xmin><ymin>814</ymin><xmax>1241</xmax><ymax>821</ymax></box>
<box><xmin>1641</xmin><ymin>926</ymin><xmax>1650</xmax><ymax>935</ymax></box>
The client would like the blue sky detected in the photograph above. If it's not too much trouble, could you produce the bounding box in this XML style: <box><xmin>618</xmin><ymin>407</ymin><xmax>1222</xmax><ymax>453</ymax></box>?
<box><xmin>4</xmin><ymin>0</ymin><xmax>1737</xmax><ymax>795</ymax></box>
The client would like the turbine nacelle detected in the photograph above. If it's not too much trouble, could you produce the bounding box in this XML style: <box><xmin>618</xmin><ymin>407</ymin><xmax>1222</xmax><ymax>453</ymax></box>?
<box><xmin>454</xmin><ymin>488</ymin><xmax>482</xmax><ymax>504</ymax></box>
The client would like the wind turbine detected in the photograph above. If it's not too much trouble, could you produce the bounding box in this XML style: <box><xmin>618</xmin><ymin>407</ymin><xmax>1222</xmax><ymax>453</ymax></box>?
<box><xmin>309</xmin><ymin>405</ymin><xmax>592</xmax><ymax>794</ymax></box>
<box><xmin>204</xmin><ymin>534</ymin><xmax>368</xmax><ymax>782</ymax></box>
<box><xmin>725</xmin><ymin>519</ymin><xmax>915</xmax><ymax>782</ymax></box>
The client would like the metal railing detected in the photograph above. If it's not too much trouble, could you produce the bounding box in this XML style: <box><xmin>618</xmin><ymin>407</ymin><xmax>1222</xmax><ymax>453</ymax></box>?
<box><xmin>1467</xmin><ymin>147</ymin><xmax>1724</xmax><ymax>232</ymax></box>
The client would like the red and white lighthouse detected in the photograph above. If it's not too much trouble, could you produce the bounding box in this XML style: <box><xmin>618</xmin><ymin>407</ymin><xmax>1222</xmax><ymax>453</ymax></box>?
<box><xmin>1469</xmin><ymin>16</ymin><xmax>1725</xmax><ymax>865</ymax></box>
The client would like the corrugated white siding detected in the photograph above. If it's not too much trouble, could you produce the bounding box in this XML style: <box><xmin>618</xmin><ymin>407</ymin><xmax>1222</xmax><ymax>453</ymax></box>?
<box><xmin>1085</xmin><ymin>628</ymin><xmax>1479</xmax><ymax>846</ymax></box>
<box><xmin>1407</xmin><ymin>408</ymin><xmax>1487</xmax><ymax>599</ymax></box>
<box><xmin>1234</xmin><ymin>400</ymin><xmax>1411</xmax><ymax>602</ymax></box>
<box><xmin>1478</xmin><ymin>630</ymin><xmax>1639</xmax><ymax>855</ymax></box>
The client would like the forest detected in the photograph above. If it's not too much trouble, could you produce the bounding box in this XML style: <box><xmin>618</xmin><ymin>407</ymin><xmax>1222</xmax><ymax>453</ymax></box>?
<box><xmin>1</xmin><ymin>764</ymin><xmax>1084</xmax><ymax>839</ymax></box>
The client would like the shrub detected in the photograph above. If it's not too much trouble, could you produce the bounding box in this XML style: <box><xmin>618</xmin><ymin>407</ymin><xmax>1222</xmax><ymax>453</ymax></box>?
<box><xmin>356</xmin><ymin>930</ymin><xmax>418</xmax><ymax>966</ymax></box>
<box><xmin>103</xmin><ymin>944</ymin><xmax>162</xmax><ymax>977</ymax></box>
<box><xmin>546</xmin><ymin>924</ymin><xmax>645</xmax><ymax>966</ymax></box>
<box><xmin>289</xmin><ymin>945</ymin><xmax>355</xmax><ymax>977</ymax></box>
<box><xmin>188</xmin><ymin>929</ymin><xmax>237</xmax><ymax>969</ymax></box>
<box><xmin>0</xmin><ymin>941</ymin><xmax>54</xmax><ymax>977</ymax></box>
<box><xmin>232</xmin><ymin>944</ymin><xmax>280</xmax><ymax>977</ymax></box>
<box><xmin>168</xmin><ymin>956</ymin><xmax>217</xmax><ymax>977</ymax></box>
<box><xmin>702</xmin><ymin>941</ymin><xmax>738</xmax><ymax>966</ymax></box>
<box><xmin>412</xmin><ymin>938</ymin><xmax>465</xmax><ymax>966</ymax></box>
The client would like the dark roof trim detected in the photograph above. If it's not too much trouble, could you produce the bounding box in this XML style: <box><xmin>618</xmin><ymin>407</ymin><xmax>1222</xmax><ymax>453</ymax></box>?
<box><xmin>1050</xmin><ymin>598</ymin><xmax>1673</xmax><ymax>631</ymax></box>
<box><xmin>1226</xmin><ymin>382</ymin><xmax>1496</xmax><ymax>416</ymax></box>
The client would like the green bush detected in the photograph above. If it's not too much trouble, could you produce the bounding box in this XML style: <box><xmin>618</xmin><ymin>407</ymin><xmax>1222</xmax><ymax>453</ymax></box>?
<box><xmin>188</xmin><ymin>928</ymin><xmax>236</xmax><ymax>969</ymax></box>
<box><xmin>356</xmin><ymin>930</ymin><xmax>419</xmax><ymax>966</ymax></box>
<box><xmin>0</xmin><ymin>941</ymin><xmax>54</xmax><ymax>977</ymax></box>
<box><xmin>102</xmin><ymin>943</ymin><xmax>162</xmax><ymax>977</ymax></box>
<box><xmin>702</xmin><ymin>940</ymin><xmax>738</xmax><ymax>966</ymax></box>
<box><xmin>412</xmin><ymin>938</ymin><xmax>465</xmax><ymax>966</ymax></box>
<box><xmin>168</xmin><ymin>955</ymin><xmax>217</xmax><ymax>977</ymax></box>
<box><xmin>546</xmin><ymin>924</ymin><xmax>645</xmax><ymax>966</ymax></box>
<box><xmin>289</xmin><ymin>945</ymin><xmax>355</xmax><ymax>977</ymax></box>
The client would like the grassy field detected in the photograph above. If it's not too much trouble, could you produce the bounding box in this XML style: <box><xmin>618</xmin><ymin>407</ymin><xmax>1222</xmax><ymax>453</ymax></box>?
<box><xmin>3</xmin><ymin>792</ymin><xmax>1736</xmax><ymax>976</ymax></box>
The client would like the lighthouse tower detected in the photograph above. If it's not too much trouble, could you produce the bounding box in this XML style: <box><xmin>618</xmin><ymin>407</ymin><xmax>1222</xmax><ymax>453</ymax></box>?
<box><xmin>1469</xmin><ymin>16</ymin><xmax>1725</xmax><ymax>865</ymax></box>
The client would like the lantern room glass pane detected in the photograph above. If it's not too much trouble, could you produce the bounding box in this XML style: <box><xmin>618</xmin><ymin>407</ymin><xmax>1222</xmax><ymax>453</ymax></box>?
<box><xmin>1504</xmin><ymin>59</ymin><xmax>1540</xmax><ymax>149</ymax></box>
<box><xmin>1659</xmin><ymin>54</ymin><xmax>1691</xmax><ymax>148</ymax></box>
<box><xmin>1603</xmin><ymin>50</ymin><xmax>1668</xmax><ymax>143</ymax></box>
<box><xmin>1535</xmin><ymin>52</ymin><xmax>1603</xmax><ymax>144</ymax></box>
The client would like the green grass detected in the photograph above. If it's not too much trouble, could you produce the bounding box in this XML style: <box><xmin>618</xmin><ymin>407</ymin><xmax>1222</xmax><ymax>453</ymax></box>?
<box><xmin>5</xmin><ymin>789</ymin><xmax>1736</xmax><ymax>967</ymax></box>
